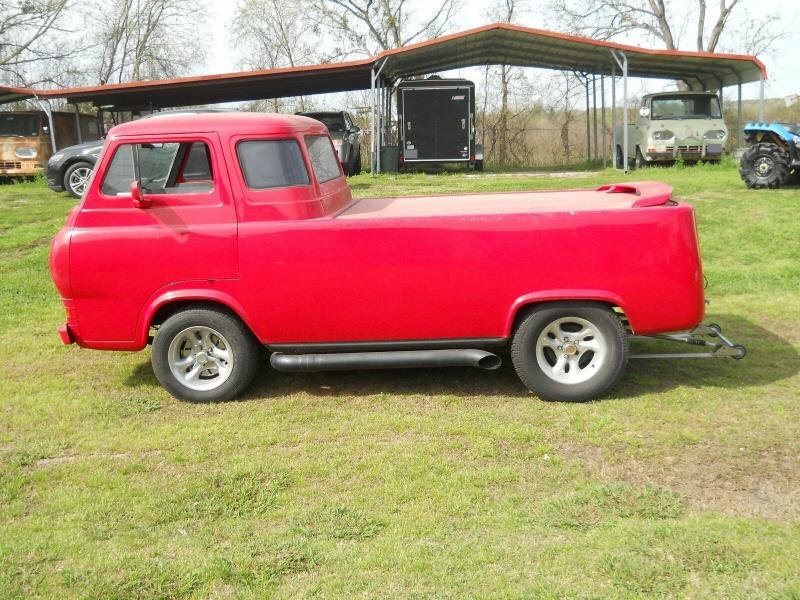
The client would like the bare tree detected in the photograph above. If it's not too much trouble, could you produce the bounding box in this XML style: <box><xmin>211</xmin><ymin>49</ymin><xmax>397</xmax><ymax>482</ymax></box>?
<box><xmin>311</xmin><ymin>0</ymin><xmax>462</xmax><ymax>57</ymax></box>
<box><xmin>0</xmin><ymin>0</ymin><xmax>74</xmax><ymax>85</ymax></box>
<box><xmin>231</xmin><ymin>0</ymin><xmax>320</xmax><ymax>111</ymax></box>
<box><xmin>89</xmin><ymin>0</ymin><xmax>207</xmax><ymax>85</ymax></box>
<box><xmin>546</xmin><ymin>0</ymin><xmax>783</xmax><ymax>54</ymax></box>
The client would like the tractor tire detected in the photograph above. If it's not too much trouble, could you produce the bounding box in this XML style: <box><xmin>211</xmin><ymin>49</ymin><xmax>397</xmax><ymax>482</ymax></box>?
<box><xmin>739</xmin><ymin>143</ymin><xmax>791</xmax><ymax>189</ymax></box>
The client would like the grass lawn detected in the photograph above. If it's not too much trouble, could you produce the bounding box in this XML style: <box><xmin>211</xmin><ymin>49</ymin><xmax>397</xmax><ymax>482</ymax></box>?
<box><xmin>1</xmin><ymin>164</ymin><xmax>798</xmax><ymax>598</ymax></box>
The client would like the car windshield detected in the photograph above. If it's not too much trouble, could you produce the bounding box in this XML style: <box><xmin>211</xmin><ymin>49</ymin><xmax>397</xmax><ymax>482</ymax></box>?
<box><xmin>303</xmin><ymin>114</ymin><xmax>345</xmax><ymax>132</ymax></box>
<box><xmin>650</xmin><ymin>95</ymin><xmax>721</xmax><ymax>120</ymax></box>
<box><xmin>0</xmin><ymin>113</ymin><xmax>39</xmax><ymax>136</ymax></box>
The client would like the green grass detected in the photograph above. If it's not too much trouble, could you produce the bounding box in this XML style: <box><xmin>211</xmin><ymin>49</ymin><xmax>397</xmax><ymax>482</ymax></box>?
<box><xmin>1</xmin><ymin>165</ymin><xmax>799</xmax><ymax>598</ymax></box>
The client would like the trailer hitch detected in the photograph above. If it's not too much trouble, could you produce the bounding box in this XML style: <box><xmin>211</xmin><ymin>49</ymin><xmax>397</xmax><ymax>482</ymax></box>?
<box><xmin>629</xmin><ymin>323</ymin><xmax>746</xmax><ymax>360</ymax></box>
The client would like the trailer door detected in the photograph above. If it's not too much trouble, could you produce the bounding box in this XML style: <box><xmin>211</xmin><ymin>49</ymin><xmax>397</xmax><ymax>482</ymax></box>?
<box><xmin>434</xmin><ymin>88</ymin><xmax>469</xmax><ymax>160</ymax></box>
<box><xmin>402</xmin><ymin>87</ymin><xmax>470</xmax><ymax>161</ymax></box>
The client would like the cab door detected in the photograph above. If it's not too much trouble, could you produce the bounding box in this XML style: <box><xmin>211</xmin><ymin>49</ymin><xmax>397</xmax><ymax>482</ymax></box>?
<box><xmin>69</xmin><ymin>133</ymin><xmax>238</xmax><ymax>344</ymax></box>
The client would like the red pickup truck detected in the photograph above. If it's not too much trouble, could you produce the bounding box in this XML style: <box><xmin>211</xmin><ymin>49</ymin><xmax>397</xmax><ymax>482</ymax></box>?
<box><xmin>49</xmin><ymin>112</ymin><xmax>741</xmax><ymax>403</ymax></box>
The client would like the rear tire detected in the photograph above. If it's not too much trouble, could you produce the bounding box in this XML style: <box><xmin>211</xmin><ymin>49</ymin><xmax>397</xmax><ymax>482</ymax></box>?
<box><xmin>511</xmin><ymin>303</ymin><xmax>628</xmax><ymax>402</ymax></box>
<box><xmin>739</xmin><ymin>142</ymin><xmax>790</xmax><ymax>189</ymax></box>
<box><xmin>151</xmin><ymin>308</ymin><xmax>260</xmax><ymax>402</ymax></box>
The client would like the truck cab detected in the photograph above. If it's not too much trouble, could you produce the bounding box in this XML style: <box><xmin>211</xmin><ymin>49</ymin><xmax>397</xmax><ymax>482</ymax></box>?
<box><xmin>0</xmin><ymin>110</ymin><xmax>100</xmax><ymax>178</ymax></box>
<box><xmin>615</xmin><ymin>91</ymin><xmax>727</xmax><ymax>168</ymax></box>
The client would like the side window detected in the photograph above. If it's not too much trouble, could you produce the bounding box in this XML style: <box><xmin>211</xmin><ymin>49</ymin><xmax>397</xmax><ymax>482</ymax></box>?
<box><xmin>237</xmin><ymin>139</ymin><xmax>309</xmax><ymax>189</ymax></box>
<box><xmin>101</xmin><ymin>141</ymin><xmax>214</xmax><ymax>196</ymax></box>
<box><xmin>305</xmin><ymin>135</ymin><xmax>342</xmax><ymax>184</ymax></box>
<box><xmin>101</xmin><ymin>144</ymin><xmax>135</xmax><ymax>195</ymax></box>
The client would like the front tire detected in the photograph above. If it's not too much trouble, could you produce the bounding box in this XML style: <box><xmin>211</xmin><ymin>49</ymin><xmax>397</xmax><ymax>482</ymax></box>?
<box><xmin>511</xmin><ymin>302</ymin><xmax>628</xmax><ymax>402</ymax></box>
<box><xmin>351</xmin><ymin>149</ymin><xmax>362</xmax><ymax>175</ymax></box>
<box><xmin>615</xmin><ymin>145</ymin><xmax>624</xmax><ymax>169</ymax></box>
<box><xmin>63</xmin><ymin>161</ymin><xmax>93</xmax><ymax>198</ymax></box>
<box><xmin>151</xmin><ymin>308</ymin><xmax>260</xmax><ymax>402</ymax></box>
<box><xmin>739</xmin><ymin>142</ymin><xmax>790</xmax><ymax>189</ymax></box>
<box><xmin>635</xmin><ymin>147</ymin><xmax>647</xmax><ymax>169</ymax></box>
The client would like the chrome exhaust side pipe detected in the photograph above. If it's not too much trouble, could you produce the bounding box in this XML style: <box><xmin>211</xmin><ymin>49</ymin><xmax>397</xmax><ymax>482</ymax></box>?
<box><xmin>270</xmin><ymin>349</ymin><xmax>502</xmax><ymax>372</ymax></box>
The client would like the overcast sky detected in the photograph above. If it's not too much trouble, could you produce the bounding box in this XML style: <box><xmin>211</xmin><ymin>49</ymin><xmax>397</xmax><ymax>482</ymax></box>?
<box><xmin>205</xmin><ymin>0</ymin><xmax>799</xmax><ymax>105</ymax></box>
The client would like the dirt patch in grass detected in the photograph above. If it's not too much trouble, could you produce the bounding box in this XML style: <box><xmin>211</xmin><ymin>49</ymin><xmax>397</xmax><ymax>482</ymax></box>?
<box><xmin>559</xmin><ymin>441</ymin><xmax>800</xmax><ymax>520</ymax></box>
<box><xmin>34</xmin><ymin>449</ymin><xmax>162</xmax><ymax>468</ymax></box>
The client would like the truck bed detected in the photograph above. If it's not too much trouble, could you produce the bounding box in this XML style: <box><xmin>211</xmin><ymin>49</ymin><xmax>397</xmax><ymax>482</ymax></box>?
<box><xmin>337</xmin><ymin>182</ymin><xmax>674</xmax><ymax>220</ymax></box>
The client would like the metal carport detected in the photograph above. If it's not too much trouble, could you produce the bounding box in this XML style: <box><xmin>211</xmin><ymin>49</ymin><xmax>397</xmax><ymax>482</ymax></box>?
<box><xmin>0</xmin><ymin>22</ymin><xmax>766</xmax><ymax>172</ymax></box>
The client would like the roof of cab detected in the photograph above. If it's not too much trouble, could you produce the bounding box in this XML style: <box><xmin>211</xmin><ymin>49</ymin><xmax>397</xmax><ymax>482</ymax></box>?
<box><xmin>108</xmin><ymin>112</ymin><xmax>328</xmax><ymax>137</ymax></box>
<box><xmin>643</xmin><ymin>90</ymin><xmax>718</xmax><ymax>99</ymax></box>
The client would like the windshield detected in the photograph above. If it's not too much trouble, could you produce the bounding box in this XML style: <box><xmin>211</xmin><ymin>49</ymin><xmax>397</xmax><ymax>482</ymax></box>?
<box><xmin>650</xmin><ymin>95</ymin><xmax>721</xmax><ymax>120</ymax></box>
<box><xmin>0</xmin><ymin>113</ymin><xmax>39</xmax><ymax>137</ymax></box>
<box><xmin>303</xmin><ymin>114</ymin><xmax>345</xmax><ymax>132</ymax></box>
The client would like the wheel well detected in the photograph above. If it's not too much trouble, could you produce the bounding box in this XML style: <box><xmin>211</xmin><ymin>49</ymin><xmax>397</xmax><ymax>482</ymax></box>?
<box><xmin>149</xmin><ymin>300</ymin><xmax>248</xmax><ymax>336</ymax></box>
<box><xmin>510</xmin><ymin>300</ymin><xmax>627</xmax><ymax>335</ymax></box>
<box><xmin>747</xmin><ymin>132</ymin><xmax>787</xmax><ymax>149</ymax></box>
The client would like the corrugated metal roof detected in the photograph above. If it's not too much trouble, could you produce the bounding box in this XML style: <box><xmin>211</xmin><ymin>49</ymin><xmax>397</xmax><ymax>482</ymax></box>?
<box><xmin>0</xmin><ymin>23</ymin><xmax>765</xmax><ymax>109</ymax></box>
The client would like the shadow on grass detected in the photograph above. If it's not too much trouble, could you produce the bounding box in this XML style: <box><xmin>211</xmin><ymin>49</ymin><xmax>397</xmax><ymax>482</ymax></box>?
<box><xmin>124</xmin><ymin>314</ymin><xmax>796</xmax><ymax>402</ymax></box>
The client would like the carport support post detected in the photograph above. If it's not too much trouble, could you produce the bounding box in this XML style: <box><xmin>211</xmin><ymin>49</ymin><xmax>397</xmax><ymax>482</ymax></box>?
<box><xmin>592</xmin><ymin>75</ymin><xmax>598</xmax><ymax>162</ymax></box>
<box><xmin>611</xmin><ymin>63</ymin><xmax>617</xmax><ymax>168</ymax></box>
<box><xmin>583</xmin><ymin>75</ymin><xmax>590</xmax><ymax>162</ymax></box>
<box><xmin>601</xmin><ymin>75</ymin><xmax>607</xmax><ymax>168</ymax></box>
<box><xmin>370</xmin><ymin>65</ymin><xmax>376</xmax><ymax>173</ymax></box>
<box><xmin>72</xmin><ymin>103</ymin><xmax>82</xmax><ymax>144</ymax></box>
<box><xmin>33</xmin><ymin>96</ymin><xmax>57</xmax><ymax>153</ymax></box>
<box><xmin>370</xmin><ymin>58</ymin><xmax>389</xmax><ymax>175</ymax></box>
<box><xmin>611</xmin><ymin>50</ymin><xmax>629</xmax><ymax>172</ymax></box>
<box><xmin>737</xmin><ymin>82</ymin><xmax>743</xmax><ymax>148</ymax></box>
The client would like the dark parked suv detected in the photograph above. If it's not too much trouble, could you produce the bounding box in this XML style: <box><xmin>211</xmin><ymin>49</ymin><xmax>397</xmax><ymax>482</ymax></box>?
<box><xmin>296</xmin><ymin>111</ymin><xmax>362</xmax><ymax>176</ymax></box>
<box><xmin>46</xmin><ymin>139</ymin><xmax>104</xmax><ymax>198</ymax></box>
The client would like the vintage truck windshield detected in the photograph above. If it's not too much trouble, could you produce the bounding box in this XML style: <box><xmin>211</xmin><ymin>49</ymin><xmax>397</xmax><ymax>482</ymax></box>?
<box><xmin>651</xmin><ymin>95</ymin><xmax>721</xmax><ymax>120</ymax></box>
<box><xmin>0</xmin><ymin>113</ymin><xmax>39</xmax><ymax>136</ymax></box>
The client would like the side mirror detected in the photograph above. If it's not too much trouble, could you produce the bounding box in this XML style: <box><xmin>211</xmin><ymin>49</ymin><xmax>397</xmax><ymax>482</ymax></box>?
<box><xmin>350</xmin><ymin>125</ymin><xmax>360</xmax><ymax>134</ymax></box>
<box><xmin>639</xmin><ymin>106</ymin><xmax>651</xmax><ymax>118</ymax></box>
<box><xmin>130</xmin><ymin>180</ymin><xmax>151</xmax><ymax>208</ymax></box>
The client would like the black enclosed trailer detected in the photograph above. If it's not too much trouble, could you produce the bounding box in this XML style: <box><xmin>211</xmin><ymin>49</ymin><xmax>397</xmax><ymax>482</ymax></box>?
<box><xmin>397</xmin><ymin>77</ymin><xmax>482</xmax><ymax>170</ymax></box>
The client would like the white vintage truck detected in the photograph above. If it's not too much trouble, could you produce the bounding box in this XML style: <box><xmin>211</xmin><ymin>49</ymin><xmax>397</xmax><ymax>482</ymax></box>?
<box><xmin>615</xmin><ymin>91</ymin><xmax>728</xmax><ymax>168</ymax></box>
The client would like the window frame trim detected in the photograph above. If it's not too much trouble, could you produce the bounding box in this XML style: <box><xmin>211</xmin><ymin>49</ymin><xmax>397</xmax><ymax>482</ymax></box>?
<box><xmin>235</xmin><ymin>137</ymin><xmax>313</xmax><ymax>191</ymax></box>
<box><xmin>97</xmin><ymin>136</ymin><xmax>218</xmax><ymax>201</ymax></box>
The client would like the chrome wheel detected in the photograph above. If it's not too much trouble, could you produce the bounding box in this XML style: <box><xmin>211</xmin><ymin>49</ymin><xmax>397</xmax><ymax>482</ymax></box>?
<box><xmin>67</xmin><ymin>166</ymin><xmax>92</xmax><ymax>196</ymax></box>
<box><xmin>535</xmin><ymin>316</ymin><xmax>607</xmax><ymax>385</ymax></box>
<box><xmin>167</xmin><ymin>326</ymin><xmax>233</xmax><ymax>392</ymax></box>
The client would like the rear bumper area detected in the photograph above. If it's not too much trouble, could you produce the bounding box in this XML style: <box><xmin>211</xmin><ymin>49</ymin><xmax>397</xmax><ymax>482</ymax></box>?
<box><xmin>58</xmin><ymin>324</ymin><xmax>74</xmax><ymax>345</ymax></box>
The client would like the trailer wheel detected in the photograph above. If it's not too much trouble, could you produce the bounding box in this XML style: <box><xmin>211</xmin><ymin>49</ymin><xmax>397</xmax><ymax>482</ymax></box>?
<box><xmin>739</xmin><ymin>143</ymin><xmax>790</xmax><ymax>189</ymax></box>
<box><xmin>151</xmin><ymin>307</ymin><xmax>260</xmax><ymax>402</ymax></box>
<box><xmin>511</xmin><ymin>302</ymin><xmax>628</xmax><ymax>402</ymax></box>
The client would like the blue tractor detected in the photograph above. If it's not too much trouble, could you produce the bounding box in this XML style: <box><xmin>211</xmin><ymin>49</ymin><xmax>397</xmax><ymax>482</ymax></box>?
<box><xmin>739</xmin><ymin>122</ymin><xmax>800</xmax><ymax>188</ymax></box>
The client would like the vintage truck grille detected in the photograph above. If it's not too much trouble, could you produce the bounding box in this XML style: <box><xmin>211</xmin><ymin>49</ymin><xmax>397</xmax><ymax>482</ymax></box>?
<box><xmin>665</xmin><ymin>146</ymin><xmax>702</xmax><ymax>154</ymax></box>
<box><xmin>0</xmin><ymin>161</ymin><xmax>22</xmax><ymax>169</ymax></box>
